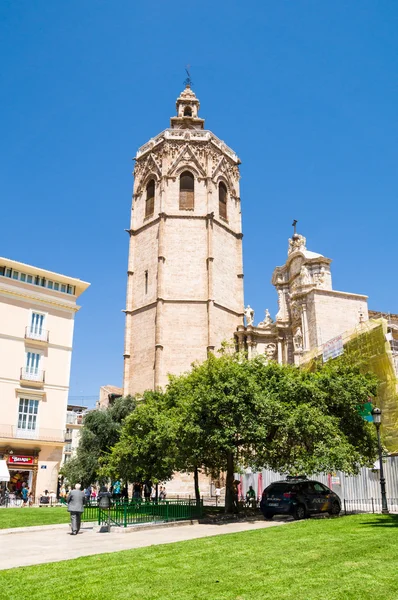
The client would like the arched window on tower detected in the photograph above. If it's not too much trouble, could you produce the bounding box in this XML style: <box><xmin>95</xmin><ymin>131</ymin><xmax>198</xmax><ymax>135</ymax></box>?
<box><xmin>219</xmin><ymin>182</ymin><xmax>227</xmax><ymax>219</ymax></box>
<box><xmin>145</xmin><ymin>180</ymin><xmax>155</xmax><ymax>218</ymax></box>
<box><xmin>179</xmin><ymin>171</ymin><xmax>194</xmax><ymax>210</ymax></box>
<box><xmin>184</xmin><ymin>106</ymin><xmax>192</xmax><ymax>117</ymax></box>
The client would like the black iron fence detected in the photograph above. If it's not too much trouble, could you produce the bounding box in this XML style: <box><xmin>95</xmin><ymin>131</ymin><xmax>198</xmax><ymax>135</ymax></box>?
<box><xmin>343</xmin><ymin>498</ymin><xmax>398</xmax><ymax>514</ymax></box>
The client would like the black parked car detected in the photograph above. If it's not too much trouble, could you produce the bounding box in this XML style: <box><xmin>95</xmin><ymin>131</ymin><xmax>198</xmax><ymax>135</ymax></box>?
<box><xmin>260</xmin><ymin>476</ymin><xmax>341</xmax><ymax>520</ymax></box>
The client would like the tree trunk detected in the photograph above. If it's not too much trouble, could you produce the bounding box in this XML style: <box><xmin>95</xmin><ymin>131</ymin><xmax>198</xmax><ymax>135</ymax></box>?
<box><xmin>225</xmin><ymin>452</ymin><xmax>237</xmax><ymax>514</ymax></box>
<box><xmin>194</xmin><ymin>466</ymin><xmax>200</xmax><ymax>504</ymax></box>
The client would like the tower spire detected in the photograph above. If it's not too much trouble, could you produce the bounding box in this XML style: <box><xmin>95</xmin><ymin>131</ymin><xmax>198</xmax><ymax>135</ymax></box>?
<box><xmin>170</xmin><ymin>81</ymin><xmax>205</xmax><ymax>130</ymax></box>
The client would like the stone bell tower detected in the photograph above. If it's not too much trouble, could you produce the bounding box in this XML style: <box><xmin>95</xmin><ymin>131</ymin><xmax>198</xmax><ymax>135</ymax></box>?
<box><xmin>123</xmin><ymin>85</ymin><xmax>244</xmax><ymax>395</ymax></box>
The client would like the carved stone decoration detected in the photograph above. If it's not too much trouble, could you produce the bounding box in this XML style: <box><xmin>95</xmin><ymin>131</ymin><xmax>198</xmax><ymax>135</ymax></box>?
<box><xmin>258</xmin><ymin>309</ymin><xmax>273</xmax><ymax>328</ymax></box>
<box><xmin>244</xmin><ymin>305</ymin><xmax>254</xmax><ymax>326</ymax></box>
<box><xmin>288</xmin><ymin>234</ymin><xmax>307</xmax><ymax>255</ymax></box>
<box><xmin>289</xmin><ymin>300</ymin><xmax>301</xmax><ymax>324</ymax></box>
<box><xmin>293</xmin><ymin>327</ymin><xmax>303</xmax><ymax>352</ymax></box>
<box><xmin>134</xmin><ymin>150</ymin><xmax>163</xmax><ymax>192</ymax></box>
<box><xmin>314</xmin><ymin>266</ymin><xmax>327</xmax><ymax>288</ymax></box>
<box><xmin>212</xmin><ymin>155</ymin><xmax>238</xmax><ymax>197</ymax></box>
<box><xmin>276</xmin><ymin>290</ymin><xmax>285</xmax><ymax>321</ymax></box>
<box><xmin>167</xmin><ymin>143</ymin><xmax>207</xmax><ymax>178</ymax></box>
<box><xmin>264</xmin><ymin>343</ymin><xmax>277</xmax><ymax>361</ymax></box>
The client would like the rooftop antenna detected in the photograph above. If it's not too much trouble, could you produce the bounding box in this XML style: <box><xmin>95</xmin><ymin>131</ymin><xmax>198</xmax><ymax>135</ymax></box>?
<box><xmin>184</xmin><ymin>64</ymin><xmax>193</xmax><ymax>88</ymax></box>
<box><xmin>292</xmin><ymin>219</ymin><xmax>298</xmax><ymax>236</ymax></box>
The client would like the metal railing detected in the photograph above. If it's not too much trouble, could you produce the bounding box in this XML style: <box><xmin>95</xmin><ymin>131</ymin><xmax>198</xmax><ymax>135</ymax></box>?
<box><xmin>61</xmin><ymin>499</ymin><xmax>203</xmax><ymax>526</ymax></box>
<box><xmin>0</xmin><ymin>424</ymin><xmax>64</xmax><ymax>442</ymax></box>
<box><xmin>95</xmin><ymin>499</ymin><xmax>203</xmax><ymax>527</ymax></box>
<box><xmin>343</xmin><ymin>498</ymin><xmax>398</xmax><ymax>514</ymax></box>
<box><xmin>20</xmin><ymin>367</ymin><xmax>45</xmax><ymax>383</ymax></box>
<box><xmin>25</xmin><ymin>326</ymin><xmax>49</xmax><ymax>343</ymax></box>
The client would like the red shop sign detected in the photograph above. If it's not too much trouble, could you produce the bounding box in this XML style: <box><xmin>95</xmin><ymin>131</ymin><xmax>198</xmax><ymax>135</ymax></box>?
<box><xmin>8</xmin><ymin>455</ymin><xmax>34</xmax><ymax>465</ymax></box>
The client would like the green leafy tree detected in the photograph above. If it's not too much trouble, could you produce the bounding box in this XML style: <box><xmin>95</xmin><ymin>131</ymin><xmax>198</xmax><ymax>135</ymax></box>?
<box><xmin>101</xmin><ymin>352</ymin><xmax>379</xmax><ymax>513</ymax></box>
<box><xmin>101</xmin><ymin>391</ymin><xmax>178</xmax><ymax>486</ymax></box>
<box><xmin>164</xmin><ymin>352</ymin><xmax>379</xmax><ymax>512</ymax></box>
<box><xmin>60</xmin><ymin>395</ymin><xmax>136</xmax><ymax>487</ymax></box>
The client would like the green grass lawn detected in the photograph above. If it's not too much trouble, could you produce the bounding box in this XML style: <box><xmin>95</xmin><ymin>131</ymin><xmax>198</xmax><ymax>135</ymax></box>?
<box><xmin>0</xmin><ymin>507</ymin><xmax>70</xmax><ymax>529</ymax></box>
<box><xmin>0</xmin><ymin>514</ymin><xmax>397</xmax><ymax>600</ymax></box>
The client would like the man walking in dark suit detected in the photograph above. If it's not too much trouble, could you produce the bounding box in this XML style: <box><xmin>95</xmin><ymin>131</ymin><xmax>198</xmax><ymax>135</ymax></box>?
<box><xmin>67</xmin><ymin>483</ymin><xmax>85</xmax><ymax>535</ymax></box>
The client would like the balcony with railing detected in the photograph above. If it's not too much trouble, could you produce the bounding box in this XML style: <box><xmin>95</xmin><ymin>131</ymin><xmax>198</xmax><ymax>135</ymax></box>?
<box><xmin>25</xmin><ymin>326</ymin><xmax>49</xmax><ymax>344</ymax></box>
<box><xmin>0</xmin><ymin>425</ymin><xmax>64</xmax><ymax>443</ymax></box>
<box><xmin>20</xmin><ymin>367</ymin><xmax>45</xmax><ymax>386</ymax></box>
<box><xmin>66</xmin><ymin>411</ymin><xmax>84</xmax><ymax>425</ymax></box>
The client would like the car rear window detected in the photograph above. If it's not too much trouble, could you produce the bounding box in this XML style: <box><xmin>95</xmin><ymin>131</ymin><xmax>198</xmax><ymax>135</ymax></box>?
<box><xmin>266</xmin><ymin>483</ymin><xmax>293</xmax><ymax>494</ymax></box>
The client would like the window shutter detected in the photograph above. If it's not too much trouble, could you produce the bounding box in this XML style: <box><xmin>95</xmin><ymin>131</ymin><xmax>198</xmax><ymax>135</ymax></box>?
<box><xmin>219</xmin><ymin>183</ymin><xmax>228</xmax><ymax>219</ymax></box>
<box><xmin>179</xmin><ymin>190</ymin><xmax>194</xmax><ymax>210</ymax></box>
<box><xmin>145</xmin><ymin>196</ymin><xmax>154</xmax><ymax>217</ymax></box>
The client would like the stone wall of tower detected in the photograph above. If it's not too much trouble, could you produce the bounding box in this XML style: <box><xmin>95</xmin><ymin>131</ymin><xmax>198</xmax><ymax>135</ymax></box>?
<box><xmin>123</xmin><ymin>88</ymin><xmax>244</xmax><ymax>395</ymax></box>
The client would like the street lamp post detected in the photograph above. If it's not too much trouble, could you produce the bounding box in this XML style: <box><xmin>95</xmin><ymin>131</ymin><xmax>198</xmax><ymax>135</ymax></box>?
<box><xmin>371</xmin><ymin>407</ymin><xmax>389</xmax><ymax>515</ymax></box>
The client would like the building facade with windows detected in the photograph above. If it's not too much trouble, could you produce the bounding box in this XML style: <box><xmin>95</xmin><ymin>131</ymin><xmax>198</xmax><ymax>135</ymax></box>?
<box><xmin>62</xmin><ymin>403</ymin><xmax>88</xmax><ymax>465</ymax></box>
<box><xmin>123</xmin><ymin>85</ymin><xmax>244</xmax><ymax>395</ymax></box>
<box><xmin>0</xmin><ymin>257</ymin><xmax>89</xmax><ymax>499</ymax></box>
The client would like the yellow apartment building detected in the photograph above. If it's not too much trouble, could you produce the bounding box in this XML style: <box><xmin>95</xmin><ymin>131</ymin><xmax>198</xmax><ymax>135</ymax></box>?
<box><xmin>0</xmin><ymin>257</ymin><xmax>89</xmax><ymax>500</ymax></box>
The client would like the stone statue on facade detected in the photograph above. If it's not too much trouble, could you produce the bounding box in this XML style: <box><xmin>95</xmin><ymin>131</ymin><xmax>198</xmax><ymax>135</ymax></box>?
<box><xmin>244</xmin><ymin>305</ymin><xmax>254</xmax><ymax>326</ymax></box>
<box><xmin>300</xmin><ymin>265</ymin><xmax>312</xmax><ymax>286</ymax></box>
<box><xmin>293</xmin><ymin>327</ymin><xmax>303</xmax><ymax>351</ymax></box>
<box><xmin>258</xmin><ymin>308</ymin><xmax>273</xmax><ymax>328</ymax></box>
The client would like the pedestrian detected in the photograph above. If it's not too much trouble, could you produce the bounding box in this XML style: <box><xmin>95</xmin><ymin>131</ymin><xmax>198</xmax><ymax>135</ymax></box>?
<box><xmin>151</xmin><ymin>486</ymin><xmax>157</xmax><ymax>502</ymax></box>
<box><xmin>84</xmin><ymin>485</ymin><xmax>92</xmax><ymax>504</ymax></box>
<box><xmin>98</xmin><ymin>486</ymin><xmax>113</xmax><ymax>532</ymax></box>
<box><xmin>66</xmin><ymin>483</ymin><xmax>85</xmax><ymax>535</ymax></box>
<box><xmin>215</xmin><ymin>485</ymin><xmax>221</xmax><ymax>507</ymax></box>
<box><xmin>98</xmin><ymin>486</ymin><xmax>112</xmax><ymax>508</ymax></box>
<box><xmin>159</xmin><ymin>486</ymin><xmax>166</xmax><ymax>501</ymax></box>
<box><xmin>133</xmin><ymin>482</ymin><xmax>142</xmax><ymax>501</ymax></box>
<box><xmin>112</xmin><ymin>480</ymin><xmax>121</xmax><ymax>502</ymax></box>
<box><xmin>21</xmin><ymin>483</ymin><xmax>29</xmax><ymax>507</ymax></box>
<box><xmin>232</xmin><ymin>480</ymin><xmax>240</xmax><ymax>513</ymax></box>
<box><xmin>144</xmin><ymin>481</ymin><xmax>151</xmax><ymax>502</ymax></box>
<box><xmin>245</xmin><ymin>485</ymin><xmax>256</xmax><ymax>508</ymax></box>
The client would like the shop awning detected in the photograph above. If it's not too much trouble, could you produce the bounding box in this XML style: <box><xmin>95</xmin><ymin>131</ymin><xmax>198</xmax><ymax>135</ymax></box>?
<box><xmin>0</xmin><ymin>460</ymin><xmax>10</xmax><ymax>482</ymax></box>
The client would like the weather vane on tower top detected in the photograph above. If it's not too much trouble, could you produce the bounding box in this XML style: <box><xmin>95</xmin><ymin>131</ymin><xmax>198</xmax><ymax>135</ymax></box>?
<box><xmin>184</xmin><ymin>64</ymin><xmax>193</xmax><ymax>88</ymax></box>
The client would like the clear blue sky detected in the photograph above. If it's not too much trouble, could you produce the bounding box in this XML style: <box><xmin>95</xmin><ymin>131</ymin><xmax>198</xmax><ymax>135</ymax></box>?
<box><xmin>1</xmin><ymin>1</ymin><xmax>397</xmax><ymax>406</ymax></box>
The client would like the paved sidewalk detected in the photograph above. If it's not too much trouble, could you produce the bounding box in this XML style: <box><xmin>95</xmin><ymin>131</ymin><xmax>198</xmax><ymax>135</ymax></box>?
<box><xmin>0</xmin><ymin>518</ymin><xmax>287</xmax><ymax>571</ymax></box>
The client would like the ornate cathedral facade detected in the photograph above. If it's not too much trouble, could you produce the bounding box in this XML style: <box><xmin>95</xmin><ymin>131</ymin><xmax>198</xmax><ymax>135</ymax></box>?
<box><xmin>123</xmin><ymin>85</ymin><xmax>368</xmax><ymax>396</ymax></box>
<box><xmin>237</xmin><ymin>231</ymin><xmax>368</xmax><ymax>365</ymax></box>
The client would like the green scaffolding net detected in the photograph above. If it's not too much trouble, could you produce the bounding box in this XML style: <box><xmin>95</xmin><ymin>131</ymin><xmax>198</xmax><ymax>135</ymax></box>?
<box><xmin>345</xmin><ymin>319</ymin><xmax>398</xmax><ymax>453</ymax></box>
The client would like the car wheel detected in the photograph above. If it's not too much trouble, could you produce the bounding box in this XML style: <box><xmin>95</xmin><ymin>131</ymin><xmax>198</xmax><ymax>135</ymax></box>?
<box><xmin>293</xmin><ymin>504</ymin><xmax>306</xmax><ymax>520</ymax></box>
<box><xmin>263</xmin><ymin>512</ymin><xmax>273</xmax><ymax>520</ymax></box>
<box><xmin>329</xmin><ymin>502</ymin><xmax>340</xmax><ymax>516</ymax></box>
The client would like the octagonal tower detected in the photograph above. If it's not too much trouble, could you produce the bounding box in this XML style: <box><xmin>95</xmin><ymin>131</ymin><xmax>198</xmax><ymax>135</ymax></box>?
<box><xmin>123</xmin><ymin>86</ymin><xmax>244</xmax><ymax>395</ymax></box>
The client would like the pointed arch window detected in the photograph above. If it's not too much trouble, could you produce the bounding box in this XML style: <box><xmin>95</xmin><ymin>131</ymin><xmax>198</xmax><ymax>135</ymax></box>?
<box><xmin>184</xmin><ymin>106</ymin><xmax>192</xmax><ymax>117</ymax></box>
<box><xmin>179</xmin><ymin>171</ymin><xmax>194</xmax><ymax>210</ymax></box>
<box><xmin>145</xmin><ymin>180</ymin><xmax>155</xmax><ymax>218</ymax></box>
<box><xmin>219</xmin><ymin>182</ymin><xmax>227</xmax><ymax>220</ymax></box>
